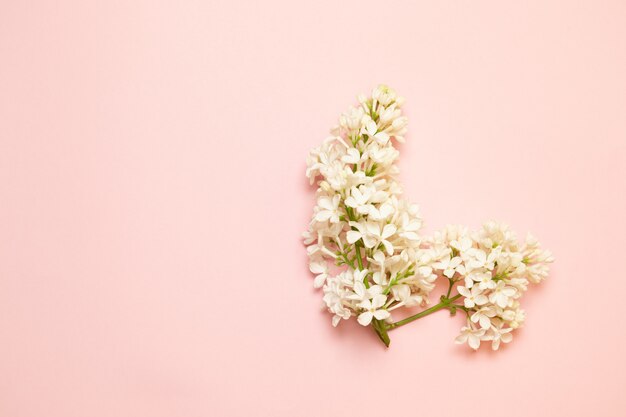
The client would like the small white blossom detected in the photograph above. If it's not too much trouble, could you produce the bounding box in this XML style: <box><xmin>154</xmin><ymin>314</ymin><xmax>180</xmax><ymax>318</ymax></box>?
<box><xmin>309</xmin><ymin>261</ymin><xmax>329</xmax><ymax>288</ymax></box>
<box><xmin>398</xmin><ymin>211</ymin><xmax>422</xmax><ymax>241</ymax></box>
<box><xmin>341</xmin><ymin>148</ymin><xmax>364</xmax><ymax>165</ymax></box>
<box><xmin>344</xmin><ymin>185</ymin><xmax>373</xmax><ymax>214</ymax></box>
<box><xmin>471</xmin><ymin>271</ymin><xmax>497</xmax><ymax>290</ymax></box>
<box><xmin>391</xmin><ymin>284</ymin><xmax>422</xmax><ymax>307</ymax></box>
<box><xmin>434</xmin><ymin>256</ymin><xmax>463</xmax><ymax>279</ymax></box>
<box><xmin>450</xmin><ymin>236</ymin><xmax>473</xmax><ymax>253</ymax></box>
<box><xmin>314</xmin><ymin>195</ymin><xmax>341</xmax><ymax>223</ymax></box>
<box><xmin>347</xmin><ymin>221</ymin><xmax>397</xmax><ymax>255</ymax></box>
<box><xmin>361</xmin><ymin>119</ymin><xmax>390</xmax><ymax>145</ymax></box>
<box><xmin>357</xmin><ymin>294</ymin><xmax>390</xmax><ymax>326</ymax></box>
<box><xmin>471</xmin><ymin>306</ymin><xmax>497</xmax><ymax>329</ymax></box>
<box><xmin>465</xmin><ymin>248</ymin><xmax>496</xmax><ymax>271</ymax></box>
<box><xmin>455</xmin><ymin>325</ymin><xmax>485</xmax><ymax>350</ymax></box>
<box><xmin>489</xmin><ymin>281</ymin><xmax>517</xmax><ymax>308</ymax></box>
<box><xmin>488</xmin><ymin>320</ymin><xmax>514</xmax><ymax>350</ymax></box>
<box><xmin>367</xmin><ymin>201</ymin><xmax>394</xmax><ymax>221</ymax></box>
<box><xmin>458</xmin><ymin>286</ymin><xmax>488</xmax><ymax>309</ymax></box>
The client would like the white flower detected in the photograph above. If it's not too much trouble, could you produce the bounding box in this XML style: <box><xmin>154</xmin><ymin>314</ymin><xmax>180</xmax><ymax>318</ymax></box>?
<box><xmin>322</xmin><ymin>280</ymin><xmax>352</xmax><ymax>327</ymax></box>
<box><xmin>347</xmin><ymin>279</ymin><xmax>383</xmax><ymax>303</ymax></box>
<box><xmin>357</xmin><ymin>294</ymin><xmax>390</xmax><ymax>326</ymax></box>
<box><xmin>391</xmin><ymin>284</ymin><xmax>421</xmax><ymax>307</ymax></box>
<box><xmin>369</xmin><ymin>145</ymin><xmax>398</xmax><ymax>165</ymax></box>
<box><xmin>470</xmin><ymin>306</ymin><xmax>497</xmax><ymax>329</ymax></box>
<box><xmin>336</xmin><ymin>106</ymin><xmax>365</xmax><ymax>137</ymax></box>
<box><xmin>341</xmin><ymin>148</ymin><xmax>364</xmax><ymax>165</ymax></box>
<box><xmin>372</xmin><ymin>85</ymin><xmax>397</xmax><ymax>106</ymax></box>
<box><xmin>367</xmin><ymin>201</ymin><xmax>394</xmax><ymax>221</ymax></box>
<box><xmin>309</xmin><ymin>261</ymin><xmax>329</xmax><ymax>288</ymax></box>
<box><xmin>389</xmin><ymin>117</ymin><xmax>408</xmax><ymax>143</ymax></box>
<box><xmin>457</xmin><ymin>285</ymin><xmax>488</xmax><ymax>308</ymax></box>
<box><xmin>434</xmin><ymin>256</ymin><xmax>463</xmax><ymax>278</ymax></box>
<box><xmin>315</xmin><ymin>195</ymin><xmax>341</xmax><ymax>223</ymax></box>
<box><xmin>347</xmin><ymin>280</ymin><xmax>368</xmax><ymax>302</ymax></box>
<box><xmin>305</xmin><ymin>139</ymin><xmax>342</xmax><ymax>184</ymax></box>
<box><xmin>343</xmin><ymin>168</ymin><xmax>369</xmax><ymax>189</ymax></box>
<box><xmin>489</xmin><ymin>322</ymin><xmax>513</xmax><ymax>350</ymax></box>
<box><xmin>455</xmin><ymin>326</ymin><xmax>485</xmax><ymax>350</ymax></box>
<box><xmin>352</xmin><ymin>269</ymin><xmax>368</xmax><ymax>283</ymax></box>
<box><xmin>505</xmin><ymin>308</ymin><xmax>526</xmax><ymax>329</ymax></box>
<box><xmin>398</xmin><ymin>211</ymin><xmax>422</xmax><ymax>241</ymax></box>
<box><xmin>378</xmin><ymin>103</ymin><xmax>402</xmax><ymax>125</ymax></box>
<box><xmin>322</xmin><ymin>162</ymin><xmax>348</xmax><ymax>191</ymax></box>
<box><xmin>489</xmin><ymin>281</ymin><xmax>517</xmax><ymax>308</ymax></box>
<box><xmin>370</xmin><ymin>251</ymin><xmax>402</xmax><ymax>285</ymax></box>
<box><xmin>450</xmin><ymin>236</ymin><xmax>473</xmax><ymax>253</ymax></box>
<box><xmin>361</xmin><ymin>119</ymin><xmax>390</xmax><ymax>145</ymax></box>
<box><xmin>525</xmin><ymin>252</ymin><xmax>553</xmax><ymax>283</ymax></box>
<box><xmin>465</xmin><ymin>248</ymin><xmax>496</xmax><ymax>271</ymax></box>
<box><xmin>471</xmin><ymin>271</ymin><xmax>496</xmax><ymax>290</ymax></box>
<box><xmin>347</xmin><ymin>221</ymin><xmax>397</xmax><ymax>255</ymax></box>
<box><xmin>345</xmin><ymin>185</ymin><xmax>372</xmax><ymax>214</ymax></box>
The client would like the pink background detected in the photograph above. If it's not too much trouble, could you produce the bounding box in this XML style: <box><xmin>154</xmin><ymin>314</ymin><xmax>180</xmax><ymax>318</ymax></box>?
<box><xmin>1</xmin><ymin>1</ymin><xmax>625</xmax><ymax>416</ymax></box>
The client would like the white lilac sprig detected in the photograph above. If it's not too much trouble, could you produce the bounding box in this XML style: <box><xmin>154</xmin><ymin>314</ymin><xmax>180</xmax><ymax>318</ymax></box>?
<box><xmin>303</xmin><ymin>85</ymin><xmax>553</xmax><ymax>350</ymax></box>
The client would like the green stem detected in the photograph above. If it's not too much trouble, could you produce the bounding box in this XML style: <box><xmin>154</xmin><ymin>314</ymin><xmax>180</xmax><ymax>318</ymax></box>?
<box><xmin>372</xmin><ymin>318</ymin><xmax>390</xmax><ymax>347</ymax></box>
<box><xmin>387</xmin><ymin>294</ymin><xmax>462</xmax><ymax>330</ymax></box>
<box><xmin>446</xmin><ymin>278</ymin><xmax>454</xmax><ymax>298</ymax></box>
<box><xmin>343</xmin><ymin>202</ymin><xmax>365</xmax><ymax>274</ymax></box>
<box><xmin>355</xmin><ymin>245</ymin><xmax>364</xmax><ymax>270</ymax></box>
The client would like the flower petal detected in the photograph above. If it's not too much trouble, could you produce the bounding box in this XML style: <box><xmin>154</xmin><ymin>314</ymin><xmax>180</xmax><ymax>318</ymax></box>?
<box><xmin>371</xmin><ymin>294</ymin><xmax>387</xmax><ymax>309</ymax></box>
<box><xmin>315</xmin><ymin>211</ymin><xmax>332</xmax><ymax>222</ymax></box>
<box><xmin>346</xmin><ymin>231</ymin><xmax>362</xmax><ymax>244</ymax></box>
<box><xmin>310</xmin><ymin>262</ymin><xmax>327</xmax><ymax>273</ymax></box>
<box><xmin>373</xmin><ymin>309</ymin><xmax>390</xmax><ymax>320</ymax></box>
<box><xmin>363</xmin><ymin>235</ymin><xmax>377</xmax><ymax>248</ymax></box>
<box><xmin>457</xmin><ymin>286</ymin><xmax>470</xmax><ymax>297</ymax></box>
<box><xmin>474</xmin><ymin>295</ymin><xmax>488</xmax><ymax>305</ymax></box>
<box><xmin>313</xmin><ymin>274</ymin><xmax>327</xmax><ymax>288</ymax></box>
<box><xmin>479</xmin><ymin>315</ymin><xmax>491</xmax><ymax>329</ymax></box>
<box><xmin>382</xmin><ymin>224</ymin><xmax>397</xmax><ymax>239</ymax></box>
<box><xmin>357</xmin><ymin>312</ymin><xmax>374</xmax><ymax>326</ymax></box>
<box><xmin>382</xmin><ymin>240</ymin><xmax>394</xmax><ymax>256</ymax></box>
<box><xmin>468</xmin><ymin>335</ymin><xmax>481</xmax><ymax>350</ymax></box>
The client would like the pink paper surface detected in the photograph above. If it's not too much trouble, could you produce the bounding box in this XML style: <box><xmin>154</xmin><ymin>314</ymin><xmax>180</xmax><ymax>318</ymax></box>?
<box><xmin>1</xmin><ymin>1</ymin><xmax>625</xmax><ymax>416</ymax></box>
